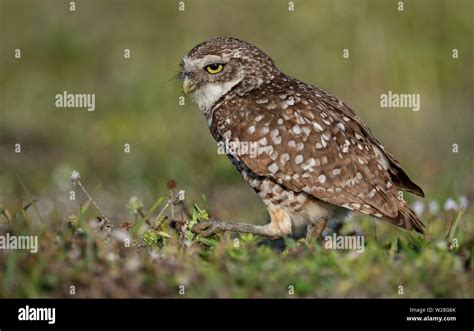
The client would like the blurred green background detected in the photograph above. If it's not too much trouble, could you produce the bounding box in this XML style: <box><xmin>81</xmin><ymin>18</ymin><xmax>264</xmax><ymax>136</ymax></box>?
<box><xmin>0</xmin><ymin>0</ymin><xmax>472</xmax><ymax>227</ymax></box>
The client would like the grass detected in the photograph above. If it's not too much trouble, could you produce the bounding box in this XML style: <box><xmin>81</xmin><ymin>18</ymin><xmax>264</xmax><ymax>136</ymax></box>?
<box><xmin>0</xmin><ymin>175</ymin><xmax>472</xmax><ymax>298</ymax></box>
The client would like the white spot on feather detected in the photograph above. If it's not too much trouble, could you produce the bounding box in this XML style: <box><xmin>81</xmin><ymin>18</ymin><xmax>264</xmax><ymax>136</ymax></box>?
<box><xmin>295</xmin><ymin>155</ymin><xmax>304</xmax><ymax>164</ymax></box>
<box><xmin>292</xmin><ymin>125</ymin><xmax>301</xmax><ymax>134</ymax></box>
<box><xmin>268</xmin><ymin>163</ymin><xmax>278</xmax><ymax>173</ymax></box>
<box><xmin>280</xmin><ymin>153</ymin><xmax>290</xmax><ymax>163</ymax></box>
<box><xmin>313</xmin><ymin>122</ymin><xmax>324</xmax><ymax>132</ymax></box>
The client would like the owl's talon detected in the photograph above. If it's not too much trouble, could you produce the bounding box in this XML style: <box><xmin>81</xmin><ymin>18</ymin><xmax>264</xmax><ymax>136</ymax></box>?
<box><xmin>191</xmin><ymin>220</ymin><xmax>221</xmax><ymax>237</ymax></box>
<box><xmin>200</xmin><ymin>226</ymin><xmax>219</xmax><ymax>238</ymax></box>
<box><xmin>191</xmin><ymin>221</ymin><xmax>210</xmax><ymax>233</ymax></box>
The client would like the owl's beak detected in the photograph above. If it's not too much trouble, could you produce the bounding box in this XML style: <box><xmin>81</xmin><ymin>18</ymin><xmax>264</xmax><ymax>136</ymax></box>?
<box><xmin>183</xmin><ymin>77</ymin><xmax>197</xmax><ymax>95</ymax></box>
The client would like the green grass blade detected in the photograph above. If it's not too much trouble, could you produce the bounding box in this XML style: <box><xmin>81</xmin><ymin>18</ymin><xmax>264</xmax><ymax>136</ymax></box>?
<box><xmin>130</xmin><ymin>196</ymin><xmax>165</xmax><ymax>235</ymax></box>
<box><xmin>16</xmin><ymin>175</ymin><xmax>44</xmax><ymax>231</ymax></box>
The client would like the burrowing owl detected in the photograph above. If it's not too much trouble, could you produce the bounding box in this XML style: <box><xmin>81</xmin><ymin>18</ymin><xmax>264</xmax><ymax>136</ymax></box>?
<box><xmin>181</xmin><ymin>37</ymin><xmax>425</xmax><ymax>239</ymax></box>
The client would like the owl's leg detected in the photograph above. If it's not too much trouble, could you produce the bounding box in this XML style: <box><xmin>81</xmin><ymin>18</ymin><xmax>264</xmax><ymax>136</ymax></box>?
<box><xmin>306</xmin><ymin>218</ymin><xmax>328</xmax><ymax>242</ymax></box>
<box><xmin>192</xmin><ymin>219</ymin><xmax>284</xmax><ymax>239</ymax></box>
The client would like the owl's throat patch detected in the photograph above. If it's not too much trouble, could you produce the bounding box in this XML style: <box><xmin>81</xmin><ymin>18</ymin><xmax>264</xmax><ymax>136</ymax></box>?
<box><xmin>191</xmin><ymin>76</ymin><xmax>243</xmax><ymax>115</ymax></box>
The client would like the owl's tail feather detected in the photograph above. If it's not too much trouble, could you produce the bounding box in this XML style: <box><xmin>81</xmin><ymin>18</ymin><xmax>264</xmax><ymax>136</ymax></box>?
<box><xmin>387</xmin><ymin>204</ymin><xmax>425</xmax><ymax>234</ymax></box>
<box><xmin>389</xmin><ymin>166</ymin><xmax>425</xmax><ymax>197</ymax></box>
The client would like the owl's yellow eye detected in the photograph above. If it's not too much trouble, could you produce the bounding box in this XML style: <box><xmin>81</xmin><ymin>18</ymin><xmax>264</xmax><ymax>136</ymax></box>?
<box><xmin>205</xmin><ymin>63</ymin><xmax>224</xmax><ymax>74</ymax></box>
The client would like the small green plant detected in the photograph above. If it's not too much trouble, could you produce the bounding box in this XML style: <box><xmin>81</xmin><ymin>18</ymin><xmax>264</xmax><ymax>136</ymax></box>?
<box><xmin>143</xmin><ymin>229</ymin><xmax>167</xmax><ymax>247</ymax></box>
<box><xmin>191</xmin><ymin>203</ymin><xmax>209</xmax><ymax>225</ymax></box>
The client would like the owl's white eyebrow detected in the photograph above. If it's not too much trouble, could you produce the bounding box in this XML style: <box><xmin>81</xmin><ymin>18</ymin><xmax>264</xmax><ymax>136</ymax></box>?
<box><xmin>201</xmin><ymin>55</ymin><xmax>226</xmax><ymax>66</ymax></box>
<box><xmin>185</xmin><ymin>55</ymin><xmax>227</xmax><ymax>70</ymax></box>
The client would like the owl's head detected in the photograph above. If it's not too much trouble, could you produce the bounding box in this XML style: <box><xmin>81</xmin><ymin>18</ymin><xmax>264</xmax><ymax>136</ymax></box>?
<box><xmin>181</xmin><ymin>38</ymin><xmax>277</xmax><ymax>112</ymax></box>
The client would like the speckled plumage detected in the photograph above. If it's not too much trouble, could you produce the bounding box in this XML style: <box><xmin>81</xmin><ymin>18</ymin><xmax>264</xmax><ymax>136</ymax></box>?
<box><xmin>182</xmin><ymin>37</ymin><xmax>425</xmax><ymax>239</ymax></box>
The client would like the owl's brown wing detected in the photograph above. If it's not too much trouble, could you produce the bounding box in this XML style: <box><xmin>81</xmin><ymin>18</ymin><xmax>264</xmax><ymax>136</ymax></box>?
<box><xmin>318</xmin><ymin>95</ymin><xmax>424</xmax><ymax>197</ymax></box>
<box><xmin>213</xmin><ymin>90</ymin><xmax>402</xmax><ymax>218</ymax></box>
